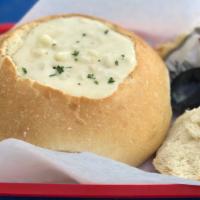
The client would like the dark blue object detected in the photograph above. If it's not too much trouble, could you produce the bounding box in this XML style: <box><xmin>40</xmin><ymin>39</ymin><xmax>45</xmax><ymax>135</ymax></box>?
<box><xmin>171</xmin><ymin>67</ymin><xmax>200</xmax><ymax>115</ymax></box>
<box><xmin>0</xmin><ymin>0</ymin><xmax>37</xmax><ymax>23</ymax></box>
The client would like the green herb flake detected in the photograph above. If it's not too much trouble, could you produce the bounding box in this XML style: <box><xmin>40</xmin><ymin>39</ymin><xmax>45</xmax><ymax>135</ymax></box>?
<box><xmin>87</xmin><ymin>74</ymin><xmax>99</xmax><ymax>85</ymax></box>
<box><xmin>94</xmin><ymin>80</ymin><xmax>99</xmax><ymax>85</ymax></box>
<box><xmin>76</xmin><ymin>40</ymin><xmax>80</xmax><ymax>43</ymax></box>
<box><xmin>115</xmin><ymin>60</ymin><xmax>119</xmax><ymax>66</ymax></box>
<box><xmin>53</xmin><ymin>65</ymin><xmax>64</xmax><ymax>73</ymax></box>
<box><xmin>49</xmin><ymin>65</ymin><xmax>65</xmax><ymax>77</ymax></box>
<box><xmin>104</xmin><ymin>30</ymin><xmax>109</xmax><ymax>34</ymax></box>
<box><xmin>74</xmin><ymin>58</ymin><xmax>78</xmax><ymax>62</ymax></box>
<box><xmin>121</xmin><ymin>54</ymin><xmax>125</xmax><ymax>59</ymax></box>
<box><xmin>98</xmin><ymin>59</ymin><xmax>101</xmax><ymax>62</ymax></box>
<box><xmin>87</xmin><ymin>73</ymin><xmax>95</xmax><ymax>79</ymax></box>
<box><xmin>82</xmin><ymin>33</ymin><xmax>87</xmax><ymax>37</ymax></box>
<box><xmin>72</xmin><ymin>50</ymin><xmax>79</xmax><ymax>57</ymax></box>
<box><xmin>22</xmin><ymin>67</ymin><xmax>27</xmax><ymax>74</ymax></box>
<box><xmin>49</xmin><ymin>74</ymin><xmax>57</xmax><ymax>77</ymax></box>
<box><xmin>108</xmin><ymin>77</ymin><xmax>115</xmax><ymax>84</ymax></box>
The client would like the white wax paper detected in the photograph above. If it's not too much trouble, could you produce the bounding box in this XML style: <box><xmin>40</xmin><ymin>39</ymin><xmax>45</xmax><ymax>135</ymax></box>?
<box><xmin>0</xmin><ymin>139</ymin><xmax>200</xmax><ymax>185</ymax></box>
<box><xmin>19</xmin><ymin>0</ymin><xmax>200</xmax><ymax>45</ymax></box>
<box><xmin>1</xmin><ymin>0</ymin><xmax>200</xmax><ymax>184</ymax></box>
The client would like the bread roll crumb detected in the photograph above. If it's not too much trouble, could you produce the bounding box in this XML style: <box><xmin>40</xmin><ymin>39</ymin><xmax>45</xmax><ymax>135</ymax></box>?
<box><xmin>154</xmin><ymin>107</ymin><xmax>200</xmax><ymax>180</ymax></box>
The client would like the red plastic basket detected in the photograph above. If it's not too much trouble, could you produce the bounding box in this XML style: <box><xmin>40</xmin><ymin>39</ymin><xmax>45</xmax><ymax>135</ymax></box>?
<box><xmin>0</xmin><ymin>23</ymin><xmax>199</xmax><ymax>198</ymax></box>
<box><xmin>0</xmin><ymin>23</ymin><xmax>14</xmax><ymax>34</ymax></box>
<box><xmin>0</xmin><ymin>183</ymin><xmax>200</xmax><ymax>198</ymax></box>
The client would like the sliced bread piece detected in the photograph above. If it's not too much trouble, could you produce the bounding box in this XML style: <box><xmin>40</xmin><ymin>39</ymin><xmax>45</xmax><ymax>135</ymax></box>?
<box><xmin>154</xmin><ymin>107</ymin><xmax>200</xmax><ymax>180</ymax></box>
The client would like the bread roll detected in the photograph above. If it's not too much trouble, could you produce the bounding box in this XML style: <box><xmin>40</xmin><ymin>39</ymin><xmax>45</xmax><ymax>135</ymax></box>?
<box><xmin>0</xmin><ymin>14</ymin><xmax>172</xmax><ymax>165</ymax></box>
<box><xmin>156</xmin><ymin>34</ymin><xmax>187</xmax><ymax>59</ymax></box>
<box><xmin>154</xmin><ymin>108</ymin><xmax>200</xmax><ymax>180</ymax></box>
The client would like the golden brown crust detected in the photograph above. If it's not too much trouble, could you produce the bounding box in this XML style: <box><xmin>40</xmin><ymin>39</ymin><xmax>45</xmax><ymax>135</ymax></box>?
<box><xmin>0</xmin><ymin>14</ymin><xmax>172</xmax><ymax>165</ymax></box>
<box><xmin>156</xmin><ymin>34</ymin><xmax>187</xmax><ymax>59</ymax></box>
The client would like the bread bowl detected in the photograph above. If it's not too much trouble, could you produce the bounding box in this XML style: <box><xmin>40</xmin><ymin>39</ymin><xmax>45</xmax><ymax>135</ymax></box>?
<box><xmin>0</xmin><ymin>14</ymin><xmax>172</xmax><ymax>165</ymax></box>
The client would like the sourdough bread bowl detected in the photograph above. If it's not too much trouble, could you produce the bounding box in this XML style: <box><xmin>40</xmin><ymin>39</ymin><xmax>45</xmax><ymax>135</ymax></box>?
<box><xmin>0</xmin><ymin>14</ymin><xmax>172</xmax><ymax>165</ymax></box>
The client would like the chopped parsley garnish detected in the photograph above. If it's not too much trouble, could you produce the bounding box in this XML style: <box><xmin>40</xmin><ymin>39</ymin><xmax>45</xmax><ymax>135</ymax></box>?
<box><xmin>94</xmin><ymin>80</ymin><xmax>99</xmax><ymax>85</ymax></box>
<box><xmin>104</xmin><ymin>30</ymin><xmax>109</xmax><ymax>34</ymax></box>
<box><xmin>82</xmin><ymin>33</ymin><xmax>87</xmax><ymax>37</ymax></box>
<box><xmin>72</xmin><ymin>50</ymin><xmax>79</xmax><ymax>57</ymax></box>
<box><xmin>49</xmin><ymin>74</ymin><xmax>57</xmax><ymax>77</ymax></box>
<box><xmin>22</xmin><ymin>67</ymin><xmax>27</xmax><ymax>74</ymax></box>
<box><xmin>115</xmin><ymin>60</ymin><xmax>119</xmax><ymax>66</ymax></box>
<box><xmin>121</xmin><ymin>54</ymin><xmax>125</xmax><ymax>59</ymax></box>
<box><xmin>108</xmin><ymin>77</ymin><xmax>115</xmax><ymax>84</ymax></box>
<box><xmin>77</xmin><ymin>83</ymin><xmax>81</xmax><ymax>85</ymax></box>
<box><xmin>72</xmin><ymin>50</ymin><xmax>79</xmax><ymax>62</ymax></box>
<box><xmin>49</xmin><ymin>65</ymin><xmax>71</xmax><ymax>77</ymax></box>
<box><xmin>52</xmin><ymin>43</ymin><xmax>57</xmax><ymax>47</ymax></box>
<box><xmin>98</xmin><ymin>59</ymin><xmax>101</xmax><ymax>62</ymax></box>
<box><xmin>87</xmin><ymin>73</ymin><xmax>95</xmax><ymax>79</ymax></box>
<box><xmin>87</xmin><ymin>73</ymin><xmax>99</xmax><ymax>85</ymax></box>
<box><xmin>76</xmin><ymin>40</ymin><xmax>80</xmax><ymax>43</ymax></box>
<box><xmin>53</xmin><ymin>65</ymin><xmax>64</xmax><ymax>73</ymax></box>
